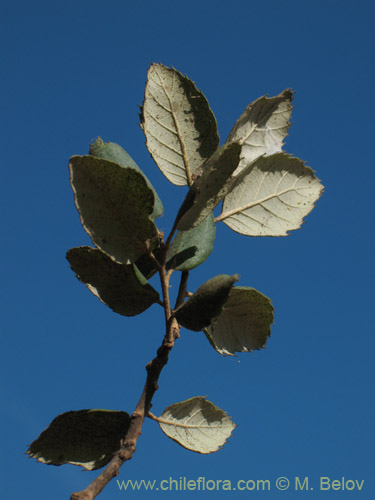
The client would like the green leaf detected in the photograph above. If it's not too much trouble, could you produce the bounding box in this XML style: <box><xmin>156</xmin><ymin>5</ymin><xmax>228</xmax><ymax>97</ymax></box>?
<box><xmin>89</xmin><ymin>138</ymin><xmax>164</xmax><ymax>220</ymax></box>
<box><xmin>27</xmin><ymin>409</ymin><xmax>130</xmax><ymax>470</ymax></box>
<box><xmin>204</xmin><ymin>287</ymin><xmax>274</xmax><ymax>356</ymax></box>
<box><xmin>135</xmin><ymin>214</ymin><xmax>216</xmax><ymax>277</ymax></box>
<box><xmin>69</xmin><ymin>155</ymin><xmax>159</xmax><ymax>263</ymax></box>
<box><xmin>141</xmin><ymin>63</ymin><xmax>219</xmax><ymax>186</ymax></box>
<box><xmin>155</xmin><ymin>397</ymin><xmax>236</xmax><ymax>454</ymax></box>
<box><xmin>226</xmin><ymin>89</ymin><xmax>294</xmax><ymax>175</ymax></box>
<box><xmin>134</xmin><ymin>248</ymin><xmax>162</xmax><ymax>280</ymax></box>
<box><xmin>217</xmin><ymin>153</ymin><xmax>324</xmax><ymax>236</ymax></box>
<box><xmin>167</xmin><ymin>213</ymin><xmax>215</xmax><ymax>271</ymax></box>
<box><xmin>66</xmin><ymin>246</ymin><xmax>160</xmax><ymax>316</ymax></box>
<box><xmin>176</xmin><ymin>142</ymin><xmax>242</xmax><ymax>231</ymax></box>
<box><xmin>174</xmin><ymin>274</ymin><xmax>239</xmax><ymax>331</ymax></box>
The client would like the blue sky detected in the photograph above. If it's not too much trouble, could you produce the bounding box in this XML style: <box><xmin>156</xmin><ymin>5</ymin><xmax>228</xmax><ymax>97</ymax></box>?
<box><xmin>2</xmin><ymin>0</ymin><xmax>374</xmax><ymax>498</ymax></box>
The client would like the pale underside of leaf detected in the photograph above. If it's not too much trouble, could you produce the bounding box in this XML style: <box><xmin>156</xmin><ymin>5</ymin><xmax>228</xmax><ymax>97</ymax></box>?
<box><xmin>27</xmin><ymin>410</ymin><xmax>130</xmax><ymax>470</ymax></box>
<box><xmin>157</xmin><ymin>397</ymin><xmax>236</xmax><ymax>454</ymax></box>
<box><xmin>69</xmin><ymin>155</ymin><xmax>159</xmax><ymax>263</ymax></box>
<box><xmin>141</xmin><ymin>63</ymin><xmax>219</xmax><ymax>186</ymax></box>
<box><xmin>218</xmin><ymin>153</ymin><xmax>323</xmax><ymax>236</ymax></box>
<box><xmin>204</xmin><ymin>287</ymin><xmax>274</xmax><ymax>356</ymax></box>
<box><xmin>227</xmin><ymin>90</ymin><xmax>294</xmax><ymax>175</ymax></box>
<box><xmin>66</xmin><ymin>247</ymin><xmax>160</xmax><ymax>316</ymax></box>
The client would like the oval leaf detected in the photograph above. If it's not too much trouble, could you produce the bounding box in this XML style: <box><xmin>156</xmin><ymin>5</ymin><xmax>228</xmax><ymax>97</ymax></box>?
<box><xmin>134</xmin><ymin>213</ymin><xmax>216</xmax><ymax>277</ymax></box>
<box><xmin>167</xmin><ymin>213</ymin><xmax>216</xmax><ymax>271</ymax></box>
<box><xmin>69</xmin><ymin>155</ymin><xmax>159</xmax><ymax>263</ymax></box>
<box><xmin>27</xmin><ymin>409</ymin><xmax>130</xmax><ymax>470</ymax></box>
<box><xmin>156</xmin><ymin>397</ymin><xmax>236</xmax><ymax>454</ymax></box>
<box><xmin>227</xmin><ymin>89</ymin><xmax>294</xmax><ymax>175</ymax></box>
<box><xmin>141</xmin><ymin>63</ymin><xmax>219</xmax><ymax>186</ymax></box>
<box><xmin>89</xmin><ymin>138</ymin><xmax>164</xmax><ymax>220</ymax></box>
<box><xmin>217</xmin><ymin>153</ymin><xmax>323</xmax><ymax>236</ymax></box>
<box><xmin>176</xmin><ymin>142</ymin><xmax>242</xmax><ymax>231</ymax></box>
<box><xmin>174</xmin><ymin>274</ymin><xmax>238</xmax><ymax>331</ymax></box>
<box><xmin>66</xmin><ymin>246</ymin><xmax>160</xmax><ymax>316</ymax></box>
<box><xmin>204</xmin><ymin>287</ymin><xmax>274</xmax><ymax>356</ymax></box>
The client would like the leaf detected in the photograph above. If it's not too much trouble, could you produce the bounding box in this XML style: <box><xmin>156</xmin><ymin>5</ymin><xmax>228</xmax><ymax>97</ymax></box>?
<box><xmin>176</xmin><ymin>142</ymin><xmax>242</xmax><ymax>231</ymax></box>
<box><xmin>66</xmin><ymin>246</ymin><xmax>160</xmax><ymax>316</ymax></box>
<box><xmin>134</xmin><ymin>247</ymin><xmax>162</xmax><ymax>280</ymax></box>
<box><xmin>156</xmin><ymin>397</ymin><xmax>236</xmax><ymax>454</ymax></box>
<box><xmin>174</xmin><ymin>274</ymin><xmax>238</xmax><ymax>331</ymax></box>
<box><xmin>217</xmin><ymin>152</ymin><xmax>323</xmax><ymax>236</ymax></box>
<box><xmin>27</xmin><ymin>409</ymin><xmax>130</xmax><ymax>470</ymax></box>
<box><xmin>167</xmin><ymin>213</ymin><xmax>216</xmax><ymax>271</ymax></box>
<box><xmin>204</xmin><ymin>287</ymin><xmax>274</xmax><ymax>356</ymax></box>
<box><xmin>133</xmin><ymin>214</ymin><xmax>215</xmax><ymax>277</ymax></box>
<box><xmin>141</xmin><ymin>63</ymin><xmax>219</xmax><ymax>186</ymax></box>
<box><xmin>227</xmin><ymin>89</ymin><xmax>294</xmax><ymax>175</ymax></box>
<box><xmin>134</xmin><ymin>215</ymin><xmax>215</xmax><ymax>276</ymax></box>
<box><xmin>89</xmin><ymin>138</ymin><xmax>164</xmax><ymax>220</ymax></box>
<box><xmin>69</xmin><ymin>155</ymin><xmax>159</xmax><ymax>263</ymax></box>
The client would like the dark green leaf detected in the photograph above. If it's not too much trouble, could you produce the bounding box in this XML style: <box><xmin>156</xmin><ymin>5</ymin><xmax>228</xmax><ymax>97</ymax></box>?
<box><xmin>174</xmin><ymin>274</ymin><xmax>239</xmax><ymax>331</ymax></box>
<box><xmin>167</xmin><ymin>213</ymin><xmax>216</xmax><ymax>271</ymax></box>
<box><xmin>134</xmin><ymin>247</ymin><xmax>162</xmax><ymax>280</ymax></box>
<box><xmin>69</xmin><ymin>155</ymin><xmax>159</xmax><ymax>263</ymax></box>
<box><xmin>66</xmin><ymin>247</ymin><xmax>160</xmax><ymax>316</ymax></box>
<box><xmin>141</xmin><ymin>63</ymin><xmax>219</xmax><ymax>186</ymax></box>
<box><xmin>89</xmin><ymin>138</ymin><xmax>164</xmax><ymax>220</ymax></box>
<box><xmin>27</xmin><ymin>409</ymin><xmax>130</xmax><ymax>470</ymax></box>
<box><xmin>176</xmin><ymin>142</ymin><xmax>242</xmax><ymax>231</ymax></box>
<box><xmin>204</xmin><ymin>287</ymin><xmax>274</xmax><ymax>356</ymax></box>
<box><xmin>134</xmin><ymin>215</ymin><xmax>216</xmax><ymax>276</ymax></box>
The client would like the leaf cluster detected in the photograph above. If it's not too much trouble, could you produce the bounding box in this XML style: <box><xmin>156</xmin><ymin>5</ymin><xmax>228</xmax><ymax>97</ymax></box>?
<box><xmin>28</xmin><ymin>63</ymin><xmax>323</xmax><ymax>488</ymax></box>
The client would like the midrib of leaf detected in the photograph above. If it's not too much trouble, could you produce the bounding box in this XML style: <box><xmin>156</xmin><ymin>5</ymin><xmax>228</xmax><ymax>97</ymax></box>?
<box><xmin>216</xmin><ymin>180</ymin><xmax>307</xmax><ymax>223</ymax></box>
<box><xmin>239</xmin><ymin>122</ymin><xmax>257</xmax><ymax>144</ymax></box>
<box><xmin>232</xmin><ymin>98</ymin><xmax>290</xmax><ymax>145</ymax></box>
<box><xmin>153</xmin><ymin>415</ymin><xmax>222</xmax><ymax>429</ymax></box>
<box><xmin>243</xmin><ymin>120</ymin><xmax>287</xmax><ymax>146</ymax></box>
<box><xmin>154</xmin><ymin>67</ymin><xmax>193</xmax><ymax>186</ymax></box>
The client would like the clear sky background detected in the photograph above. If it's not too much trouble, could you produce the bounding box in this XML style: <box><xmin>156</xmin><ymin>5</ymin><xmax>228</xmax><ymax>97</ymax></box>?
<box><xmin>2</xmin><ymin>1</ymin><xmax>374</xmax><ymax>499</ymax></box>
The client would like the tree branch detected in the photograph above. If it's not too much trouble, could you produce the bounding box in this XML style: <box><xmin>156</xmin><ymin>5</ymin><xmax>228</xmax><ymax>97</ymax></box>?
<box><xmin>159</xmin><ymin>258</ymin><xmax>172</xmax><ymax>322</ymax></box>
<box><xmin>70</xmin><ymin>234</ymin><xmax>188</xmax><ymax>500</ymax></box>
<box><xmin>70</xmin><ymin>263</ymin><xmax>180</xmax><ymax>500</ymax></box>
